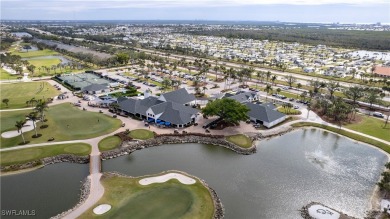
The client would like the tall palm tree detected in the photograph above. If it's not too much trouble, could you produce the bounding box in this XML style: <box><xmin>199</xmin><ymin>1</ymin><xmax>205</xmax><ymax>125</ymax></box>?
<box><xmin>264</xmin><ymin>84</ymin><xmax>272</xmax><ymax>101</ymax></box>
<box><xmin>15</xmin><ymin>120</ymin><xmax>27</xmax><ymax>144</ymax></box>
<box><xmin>271</xmin><ymin>75</ymin><xmax>277</xmax><ymax>86</ymax></box>
<box><xmin>27</xmin><ymin>112</ymin><xmax>39</xmax><ymax>137</ymax></box>
<box><xmin>266</xmin><ymin>71</ymin><xmax>271</xmax><ymax>83</ymax></box>
<box><xmin>35</xmin><ymin>100</ymin><xmax>49</xmax><ymax>122</ymax></box>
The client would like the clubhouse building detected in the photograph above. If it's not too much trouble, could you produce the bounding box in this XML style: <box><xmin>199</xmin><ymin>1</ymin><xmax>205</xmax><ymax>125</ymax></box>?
<box><xmin>117</xmin><ymin>88</ymin><xmax>200</xmax><ymax>128</ymax></box>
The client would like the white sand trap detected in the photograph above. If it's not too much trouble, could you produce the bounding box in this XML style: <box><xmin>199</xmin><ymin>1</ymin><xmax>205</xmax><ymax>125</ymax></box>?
<box><xmin>139</xmin><ymin>173</ymin><xmax>196</xmax><ymax>185</ymax></box>
<box><xmin>381</xmin><ymin>199</ymin><xmax>390</xmax><ymax>214</ymax></box>
<box><xmin>93</xmin><ymin>204</ymin><xmax>111</xmax><ymax>215</ymax></box>
<box><xmin>308</xmin><ymin>204</ymin><xmax>340</xmax><ymax>219</ymax></box>
<box><xmin>1</xmin><ymin>120</ymin><xmax>37</xmax><ymax>138</ymax></box>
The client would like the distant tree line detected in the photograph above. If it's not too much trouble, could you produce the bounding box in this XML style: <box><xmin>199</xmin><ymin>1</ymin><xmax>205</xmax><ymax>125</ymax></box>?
<box><xmin>189</xmin><ymin>28</ymin><xmax>390</xmax><ymax>50</ymax></box>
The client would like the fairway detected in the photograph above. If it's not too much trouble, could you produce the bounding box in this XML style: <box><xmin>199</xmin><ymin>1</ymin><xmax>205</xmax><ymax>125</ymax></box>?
<box><xmin>0</xmin><ymin>82</ymin><xmax>60</xmax><ymax>109</ymax></box>
<box><xmin>345</xmin><ymin>115</ymin><xmax>390</xmax><ymax>142</ymax></box>
<box><xmin>27</xmin><ymin>58</ymin><xmax>62</xmax><ymax>76</ymax></box>
<box><xmin>0</xmin><ymin>103</ymin><xmax>122</xmax><ymax>148</ymax></box>
<box><xmin>0</xmin><ymin>69</ymin><xmax>19</xmax><ymax>81</ymax></box>
<box><xmin>79</xmin><ymin>172</ymin><xmax>215</xmax><ymax>219</ymax></box>
<box><xmin>11</xmin><ymin>49</ymin><xmax>58</xmax><ymax>58</ymax></box>
<box><xmin>0</xmin><ymin>143</ymin><xmax>91</xmax><ymax>166</ymax></box>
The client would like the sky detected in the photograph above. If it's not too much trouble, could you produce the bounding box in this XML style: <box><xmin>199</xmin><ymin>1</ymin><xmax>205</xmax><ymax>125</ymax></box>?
<box><xmin>1</xmin><ymin>0</ymin><xmax>389</xmax><ymax>23</ymax></box>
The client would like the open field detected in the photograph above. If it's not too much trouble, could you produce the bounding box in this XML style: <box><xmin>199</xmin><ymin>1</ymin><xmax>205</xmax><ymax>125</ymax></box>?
<box><xmin>0</xmin><ymin>82</ymin><xmax>60</xmax><ymax>109</ymax></box>
<box><xmin>0</xmin><ymin>103</ymin><xmax>122</xmax><ymax>148</ymax></box>
<box><xmin>0</xmin><ymin>143</ymin><xmax>91</xmax><ymax>166</ymax></box>
<box><xmin>292</xmin><ymin>122</ymin><xmax>390</xmax><ymax>153</ymax></box>
<box><xmin>27</xmin><ymin>58</ymin><xmax>62</xmax><ymax>76</ymax></box>
<box><xmin>11</xmin><ymin>49</ymin><xmax>59</xmax><ymax>58</ymax></box>
<box><xmin>345</xmin><ymin>115</ymin><xmax>390</xmax><ymax>142</ymax></box>
<box><xmin>0</xmin><ymin>69</ymin><xmax>20</xmax><ymax>81</ymax></box>
<box><xmin>98</xmin><ymin>136</ymin><xmax>122</xmax><ymax>151</ymax></box>
<box><xmin>128</xmin><ymin>129</ymin><xmax>155</xmax><ymax>140</ymax></box>
<box><xmin>226</xmin><ymin>134</ymin><xmax>252</xmax><ymax>148</ymax></box>
<box><xmin>79</xmin><ymin>172</ymin><xmax>214</xmax><ymax>219</ymax></box>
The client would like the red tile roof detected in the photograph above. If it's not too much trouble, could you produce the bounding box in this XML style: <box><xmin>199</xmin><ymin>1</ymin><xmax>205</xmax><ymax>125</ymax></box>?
<box><xmin>374</xmin><ymin>66</ymin><xmax>390</xmax><ymax>76</ymax></box>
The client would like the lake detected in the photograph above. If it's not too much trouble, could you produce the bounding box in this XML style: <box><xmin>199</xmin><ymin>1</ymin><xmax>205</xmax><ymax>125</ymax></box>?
<box><xmin>103</xmin><ymin>129</ymin><xmax>388</xmax><ymax>219</ymax></box>
<box><xmin>1</xmin><ymin>163</ymin><xmax>89</xmax><ymax>219</ymax></box>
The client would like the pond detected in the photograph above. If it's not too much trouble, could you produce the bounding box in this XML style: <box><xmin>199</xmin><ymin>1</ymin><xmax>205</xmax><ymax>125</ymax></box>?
<box><xmin>1</xmin><ymin>163</ymin><xmax>89</xmax><ymax>218</ymax></box>
<box><xmin>103</xmin><ymin>129</ymin><xmax>388</xmax><ymax>219</ymax></box>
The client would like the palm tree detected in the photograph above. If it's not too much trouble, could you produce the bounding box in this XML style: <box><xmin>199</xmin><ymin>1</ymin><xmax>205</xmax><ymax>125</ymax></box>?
<box><xmin>271</xmin><ymin>75</ymin><xmax>277</xmax><ymax>86</ymax></box>
<box><xmin>266</xmin><ymin>71</ymin><xmax>271</xmax><ymax>83</ymax></box>
<box><xmin>264</xmin><ymin>84</ymin><xmax>272</xmax><ymax>101</ymax></box>
<box><xmin>15</xmin><ymin>120</ymin><xmax>27</xmax><ymax>144</ymax></box>
<box><xmin>35</xmin><ymin>100</ymin><xmax>49</xmax><ymax>122</ymax></box>
<box><xmin>27</xmin><ymin>112</ymin><xmax>39</xmax><ymax>137</ymax></box>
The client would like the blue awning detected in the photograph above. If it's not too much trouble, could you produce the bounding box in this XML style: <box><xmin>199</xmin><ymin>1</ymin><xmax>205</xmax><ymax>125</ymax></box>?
<box><xmin>165</xmin><ymin>122</ymin><xmax>171</xmax><ymax>126</ymax></box>
<box><xmin>159</xmin><ymin>121</ymin><xmax>165</xmax><ymax>125</ymax></box>
<box><xmin>156</xmin><ymin>119</ymin><xmax>161</xmax><ymax>123</ymax></box>
<box><xmin>147</xmin><ymin>118</ymin><xmax>154</xmax><ymax>122</ymax></box>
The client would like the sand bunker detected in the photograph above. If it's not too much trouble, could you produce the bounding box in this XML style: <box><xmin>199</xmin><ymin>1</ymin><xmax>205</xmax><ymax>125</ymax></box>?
<box><xmin>139</xmin><ymin>173</ymin><xmax>196</xmax><ymax>185</ymax></box>
<box><xmin>1</xmin><ymin>120</ymin><xmax>36</xmax><ymax>138</ymax></box>
<box><xmin>308</xmin><ymin>204</ymin><xmax>340</xmax><ymax>219</ymax></box>
<box><xmin>93</xmin><ymin>204</ymin><xmax>111</xmax><ymax>215</ymax></box>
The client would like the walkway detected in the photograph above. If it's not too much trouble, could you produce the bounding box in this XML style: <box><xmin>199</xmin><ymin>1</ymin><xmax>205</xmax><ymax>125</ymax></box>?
<box><xmin>1</xmin><ymin>78</ymin><xmax>389</xmax><ymax>218</ymax></box>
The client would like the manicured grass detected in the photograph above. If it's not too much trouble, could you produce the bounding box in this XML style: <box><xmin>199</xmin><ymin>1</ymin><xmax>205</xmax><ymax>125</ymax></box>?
<box><xmin>0</xmin><ymin>110</ymin><xmax>30</xmax><ymax>133</ymax></box>
<box><xmin>128</xmin><ymin>129</ymin><xmax>155</xmax><ymax>140</ymax></box>
<box><xmin>0</xmin><ymin>143</ymin><xmax>91</xmax><ymax>166</ymax></box>
<box><xmin>292</xmin><ymin>122</ymin><xmax>390</xmax><ymax>154</ymax></box>
<box><xmin>11</xmin><ymin>49</ymin><xmax>58</xmax><ymax>58</ymax></box>
<box><xmin>98</xmin><ymin>136</ymin><xmax>122</xmax><ymax>151</ymax></box>
<box><xmin>0</xmin><ymin>82</ymin><xmax>60</xmax><ymax>109</ymax></box>
<box><xmin>79</xmin><ymin>172</ymin><xmax>215</xmax><ymax>219</ymax></box>
<box><xmin>345</xmin><ymin>115</ymin><xmax>390</xmax><ymax>142</ymax></box>
<box><xmin>226</xmin><ymin>134</ymin><xmax>253</xmax><ymax>148</ymax></box>
<box><xmin>27</xmin><ymin>58</ymin><xmax>62</xmax><ymax>76</ymax></box>
<box><xmin>0</xmin><ymin>103</ymin><xmax>122</xmax><ymax>148</ymax></box>
<box><xmin>0</xmin><ymin>69</ymin><xmax>19</xmax><ymax>81</ymax></box>
<box><xmin>277</xmin><ymin>107</ymin><xmax>301</xmax><ymax>115</ymax></box>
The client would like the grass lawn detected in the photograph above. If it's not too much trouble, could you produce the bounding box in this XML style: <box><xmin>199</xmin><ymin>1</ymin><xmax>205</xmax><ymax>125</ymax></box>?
<box><xmin>0</xmin><ymin>103</ymin><xmax>122</xmax><ymax>148</ymax></box>
<box><xmin>11</xmin><ymin>49</ymin><xmax>58</xmax><ymax>58</ymax></box>
<box><xmin>98</xmin><ymin>136</ymin><xmax>122</xmax><ymax>151</ymax></box>
<box><xmin>0</xmin><ymin>109</ymin><xmax>30</xmax><ymax>133</ymax></box>
<box><xmin>226</xmin><ymin>134</ymin><xmax>253</xmax><ymax>148</ymax></box>
<box><xmin>292</xmin><ymin>122</ymin><xmax>390</xmax><ymax>154</ymax></box>
<box><xmin>0</xmin><ymin>143</ymin><xmax>91</xmax><ymax>166</ymax></box>
<box><xmin>0</xmin><ymin>82</ymin><xmax>60</xmax><ymax>109</ymax></box>
<box><xmin>27</xmin><ymin>58</ymin><xmax>62</xmax><ymax>76</ymax></box>
<box><xmin>0</xmin><ymin>69</ymin><xmax>19</xmax><ymax>81</ymax></box>
<box><xmin>128</xmin><ymin>129</ymin><xmax>155</xmax><ymax>140</ymax></box>
<box><xmin>345</xmin><ymin>115</ymin><xmax>390</xmax><ymax>142</ymax></box>
<box><xmin>278</xmin><ymin>107</ymin><xmax>301</xmax><ymax>115</ymax></box>
<box><xmin>79</xmin><ymin>172</ymin><xmax>214</xmax><ymax>219</ymax></box>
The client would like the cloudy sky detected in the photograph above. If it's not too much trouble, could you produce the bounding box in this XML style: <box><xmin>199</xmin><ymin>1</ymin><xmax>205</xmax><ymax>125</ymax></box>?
<box><xmin>1</xmin><ymin>0</ymin><xmax>389</xmax><ymax>23</ymax></box>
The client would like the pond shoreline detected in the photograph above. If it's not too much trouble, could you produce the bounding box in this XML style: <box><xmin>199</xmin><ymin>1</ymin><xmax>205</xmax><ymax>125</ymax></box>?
<box><xmin>101</xmin><ymin>133</ymin><xmax>258</xmax><ymax>160</ymax></box>
<box><xmin>0</xmin><ymin>154</ymin><xmax>89</xmax><ymax>173</ymax></box>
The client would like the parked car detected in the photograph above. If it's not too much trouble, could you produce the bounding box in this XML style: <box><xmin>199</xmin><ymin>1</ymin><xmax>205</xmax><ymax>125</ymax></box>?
<box><xmin>293</xmin><ymin>105</ymin><xmax>299</xmax><ymax>109</ymax></box>
<box><xmin>373</xmin><ymin>112</ymin><xmax>384</xmax><ymax>118</ymax></box>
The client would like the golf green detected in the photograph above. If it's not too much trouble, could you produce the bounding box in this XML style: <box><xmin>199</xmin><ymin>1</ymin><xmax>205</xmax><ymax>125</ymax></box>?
<box><xmin>79</xmin><ymin>172</ymin><xmax>215</xmax><ymax>219</ymax></box>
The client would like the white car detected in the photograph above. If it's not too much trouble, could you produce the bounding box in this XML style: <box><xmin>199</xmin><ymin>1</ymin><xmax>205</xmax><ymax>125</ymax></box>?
<box><xmin>293</xmin><ymin>105</ymin><xmax>299</xmax><ymax>109</ymax></box>
<box><xmin>373</xmin><ymin>112</ymin><xmax>384</xmax><ymax>118</ymax></box>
